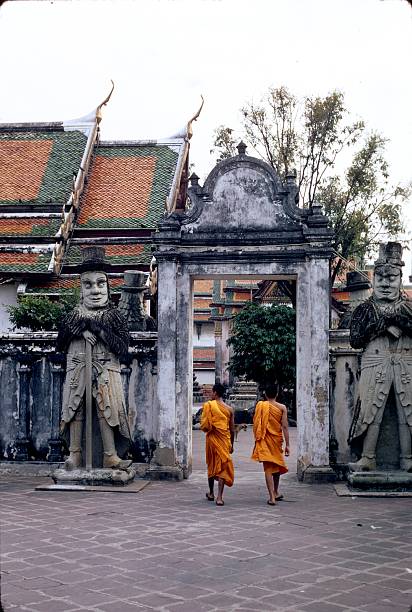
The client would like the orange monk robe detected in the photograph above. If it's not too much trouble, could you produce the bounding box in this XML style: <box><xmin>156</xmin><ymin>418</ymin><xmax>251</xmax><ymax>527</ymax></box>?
<box><xmin>200</xmin><ymin>400</ymin><xmax>234</xmax><ymax>487</ymax></box>
<box><xmin>251</xmin><ymin>400</ymin><xmax>288</xmax><ymax>475</ymax></box>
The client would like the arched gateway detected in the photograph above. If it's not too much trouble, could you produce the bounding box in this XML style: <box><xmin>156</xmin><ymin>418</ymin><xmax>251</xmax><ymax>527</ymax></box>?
<box><xmin>152</xmin><ymin>145</ymin><xmax>335</xmax><ymax>483</ymax></box>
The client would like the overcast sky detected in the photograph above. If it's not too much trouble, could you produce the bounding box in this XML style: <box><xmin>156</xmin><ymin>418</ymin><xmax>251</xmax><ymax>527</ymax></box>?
<box><xmin>0</xmin><ymin>0</ymin><xmax>411</xmax><ymax>267</ymax></box>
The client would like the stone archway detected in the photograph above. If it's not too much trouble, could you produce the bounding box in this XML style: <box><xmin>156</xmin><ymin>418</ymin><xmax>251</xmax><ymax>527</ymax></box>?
<box><xmin>152</xmin><ymin>146</ymin><xmax>335</xmax><ymax>482</ymax></box>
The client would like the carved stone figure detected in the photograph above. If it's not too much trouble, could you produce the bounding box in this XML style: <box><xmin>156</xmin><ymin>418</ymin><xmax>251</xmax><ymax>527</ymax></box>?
<box><xmin>57</xmin><ymin>247</ymin><xmax>132</xmax><ymax>471</ymax></box>
<box><xmin>118</xmin><ymin>270</ymin><xmax>156</xmax><ymax>331</ymax></box>
<box><xmin>348</xmin><ymin>242</ymin><xmax>412</xmax><ymax>472</ymax></box>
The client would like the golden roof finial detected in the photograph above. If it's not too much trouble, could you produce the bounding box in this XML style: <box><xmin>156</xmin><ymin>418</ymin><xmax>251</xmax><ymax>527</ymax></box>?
<box><xmin>186</xmin><ymin>95</ymin><xmax>204</xmax><ymax>140</ymax></box>
<box><xmin>96</xmin><ymin>80</ymin><xmax>115</xmax><ymax>124</ymax></box>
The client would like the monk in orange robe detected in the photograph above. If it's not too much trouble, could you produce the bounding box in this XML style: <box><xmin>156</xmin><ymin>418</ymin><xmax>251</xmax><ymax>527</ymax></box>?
<box><xmin>200</xmin><ymin>383</ymin><xmax>235</xmax><ymax>506</ymax></box>
<box><xmin>252</xmin><ymin>383</ymin><xmax>289</xmax><ymax>505</ymax></box>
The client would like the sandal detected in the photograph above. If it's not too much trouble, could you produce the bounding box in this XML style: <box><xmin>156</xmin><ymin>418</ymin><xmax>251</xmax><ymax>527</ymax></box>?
<box><xmin>275</xmin><ymin>495</ymin><xmax>284</xmax><ymax>501</ymax></box>
<box><xmin>205</xmin><ymin>493</ymin><xmax>215</xmax><ymax>501</ymax></box>
<box><xmin>216</xmin><ymin>500</ymin><xmax>224</xmax><ymax>506</ymax></box>
<box><xmin>267</xmin><ymin>500</ymin><xmax>276</xmax><ymax>506</ymax></box>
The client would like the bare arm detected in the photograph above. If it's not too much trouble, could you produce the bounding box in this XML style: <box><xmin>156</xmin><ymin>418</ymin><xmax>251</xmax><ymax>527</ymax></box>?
<box><xmin>281</xmin><ymin>405</ymin><xmax>290</xmax><ymax>456</ymax></box>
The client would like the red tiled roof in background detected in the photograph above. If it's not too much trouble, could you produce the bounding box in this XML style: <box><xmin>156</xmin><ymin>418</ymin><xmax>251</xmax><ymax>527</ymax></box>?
<box><xmin>25</xmin><ymin>276</ymin><xmax>125</xmax><ymax>294</ymax></box>
<box><xmin>0</xmin><ymin>218</ymin><xmax>57</xmax><ymax>236</ymax></box>
<box><xmin>78</xmin><ymin>156</ymin><xmax>156</xmax><ymax>225</ymax></box>
<box><xmin>193</xmin><ymin>297</ymin><xmax>212</xmax><ymax>309</ymax></box>
<box><xmin>0</xmin><ymin>252</ymin><xmax>40</xmax><ymax>264</ymax></box>
<box><xmin>193</xmin><ymin>280</ymin><xmax>213</xmax><ymax>293</ymax></box>
<box><xmin>0</xmin><ymin>140</ymin><xmax>53</xmax><ymax>201</ymax></box>
<box><xmin>193</xmin><ymin>347</ymin><xmax>215</xmax><ymax>360</ymax></box>
<box><xmin>193</xmin><ymin>313</ymin><xmax>211</xmax><ymax>322</ymax></box>
<box><xmin>0</xmin><ymin>252</ymin><xmax>39</xmax><ymax>264</ymax></box>
<box><xmin>105</xmin><ymin>244</ymin><xmax>144</xmax><ymax>257</ymax></box>
<box><xmin>332</xmin><ymin>290</ymin><xmax>350</xmax><ymax>301</ymax></box>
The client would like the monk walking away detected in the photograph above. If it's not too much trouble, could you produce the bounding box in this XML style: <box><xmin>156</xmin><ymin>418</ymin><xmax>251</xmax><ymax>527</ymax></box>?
<box><xmin>252</xmin><ymin>384</ymin><xmax>289</xmax><ymax>505</ymax></box>
<box><xmin>200</xmin><ymin>383</ymin><xmax>235</xmax><ymax>506</ymax></box>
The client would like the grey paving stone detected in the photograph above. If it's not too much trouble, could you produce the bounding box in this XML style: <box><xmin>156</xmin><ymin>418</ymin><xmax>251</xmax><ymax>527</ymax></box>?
<box><xmin>1</xmin><ymin>429</ymin><xmax>411</xmax><ymax>612</ymax></box>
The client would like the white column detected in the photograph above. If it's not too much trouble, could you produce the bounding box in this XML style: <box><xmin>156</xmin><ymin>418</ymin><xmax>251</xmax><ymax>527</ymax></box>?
<box><xmin>175</xmin><ymin>270</ymin><xmax>193</xmax><ymax>477</ymax></box>
<box><xmin>296</xmin><ymin>257</ymin><xmax>334</xmax><ymax>482</ymax></box>
<box><xmin>309</xmin><ymin>257</ymin><xmax>331</xmax><ymax>469</ymax></box>
<box><xmin>296</xmin><ymin>260</ymin><xmax>312</xmax><ymax>477</ymax></box>
<box><xmin>152</xmin><ymin>258</ymin><xmax>178</xmax><ymax>470</ymax></box>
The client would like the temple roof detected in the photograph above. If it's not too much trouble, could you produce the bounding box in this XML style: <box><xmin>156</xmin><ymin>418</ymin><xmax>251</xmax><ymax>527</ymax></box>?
<box><xmin>21</xmin><ymin>275</ymin><xmax>125</xmax><ymax>296</ymax></box>
<box><xmin>76</xmin><ymin>142</ymin><xmax>181</xmax><ymax>230</ymax></box>
<box><xmin>0</xmin><ymin>120</ymin><xmax>96</xmax><ymax>277</ymax></box>
<box><xmin>0</xmin><ymin>248</ymin><xmax>54</xmax><ymax>273</ymax></box>
<box><xmin>0</xmin><ymin>117</ymin><xmax>187</xmax><ymax>279</ymax></box>
<box><xmin>62</xmin><ymin>242</ymin><xmax>153</xmax><ymax>270</ymax></box>
<box><xmin>0</xmin><ymin>126</ymin><xmax>88</xmax><ymax>208</ymax></box>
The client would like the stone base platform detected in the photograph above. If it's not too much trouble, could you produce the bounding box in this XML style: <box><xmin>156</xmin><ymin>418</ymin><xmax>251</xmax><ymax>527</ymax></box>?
<box><xmin>347</xmin><ymin>469</ymin><xmax>412</xmax><ymax>492</ymax></box>
<box><xmin>299</xmin><ymin>464</ymin><xmax>337</xmax><ymax>483</ymax></box>
<box><xmin>35</xmin><ymin>479</ymin><xmax>149</xmax><ymax>494</ymax></box>
<box><xmin>51</xmin><ymin>466</ymin><xmax>136</xmax><ymax>487</ymax></box>
<box><xmin>334</xmin><ymin>482</ymin><xmax>412</xmax><ymax>497</ymax></box>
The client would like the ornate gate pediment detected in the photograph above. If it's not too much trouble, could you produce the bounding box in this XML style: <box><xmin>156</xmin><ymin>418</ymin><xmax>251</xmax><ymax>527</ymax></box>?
<box><xmin>158</xmin><ymin>145</ymin><xmax>332</xmax><ymax>247</ymax></box>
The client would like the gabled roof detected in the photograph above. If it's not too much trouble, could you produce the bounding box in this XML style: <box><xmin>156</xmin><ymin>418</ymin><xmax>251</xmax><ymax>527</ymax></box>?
<box><xmin>0</xmin><ymin>118</ymin><xmax>98</xmax><ymax>277</ymax></box>
<box><xmin>60</xmin><ymin>138</ymin><xmax>187</xmax><ymax>273</ymax></box>
<box><xmin>61</xmin><ymin>242</ymin><xmax>153</xmax><ymax>270</ymax></box>
<box><xmin>76</xmin><ymin>141</ymin><xmax>183</xmax><ymax>230</ymax></box>
<box><xmin>21</xmin><ymin>275</ymin><xmax>125</xmax><ymax>296</ymax></box>
<box><xmin>0</xmin><ymin>96</ymin><xmax>194</xmax><ymax>286</ymax></box>
<box><xmin>0</xmin><ymin>126</ymin><xmax>88</xmax><ymax>207</ymax></box>
<box><xmin>0</xmin><ymin>247</ymin><xmax>54</xmax><ymax>273</ymax></box>
<box><xmin>0</xmin><ymin>215</ymin><xmax>61</xmax><ymax>239</ymax></box>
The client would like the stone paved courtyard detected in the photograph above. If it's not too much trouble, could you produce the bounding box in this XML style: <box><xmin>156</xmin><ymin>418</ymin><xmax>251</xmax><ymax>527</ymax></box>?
<box><xmin>1</xmin><ymin>428</ymin><xmax>411</xmax><ymax>611</ymax></box>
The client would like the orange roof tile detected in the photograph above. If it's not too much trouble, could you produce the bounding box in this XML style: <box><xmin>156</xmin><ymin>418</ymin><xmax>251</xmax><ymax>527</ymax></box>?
<box><xmin>0</xmin><ymin>218</ymin><xmax>56</xmax><ymax>235</ymax></box>
<box><xmin>26</xmin><ymin>276</ymin><xmax>125</xmax><ymax>295</ymax></box>
<box><xmin>194</xmin><ymin>313</ymin><xmax>211</xmax><ymax>321</ymax></box>
<box><xmin>78</xmin><ymin>156</ymin><xmax>156</xmax><ymax>224</ymax></box>
<box><xmin>194</xmin><ymin>280</ymin><xmax>214</xmax><ymax>293</ymax></box>
<box><xmin>193</xmin><ymin>347</ymin><xmax>216</xmax><ymax>360</ymax></box>
<box><xmin>105</xmin><ymin>244</ymin><xmax>144</xmax><ymax>257</ymax></box>
<box><xmin>0</xmin><ymin>140</ymin><xmax>53</xmax><ymax>201</ymax></box>
<box><xmin>193</xmin><ymin>298</ymin><xmax>212</xmax><ymax>309</ymax></box>
<box><xmin>0</xmin><ymin>252</ymin><xmax>39</xmax><ymax>264</ymax></box>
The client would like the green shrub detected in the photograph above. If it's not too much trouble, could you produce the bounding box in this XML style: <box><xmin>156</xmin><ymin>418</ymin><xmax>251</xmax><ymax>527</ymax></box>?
<box><xmin>228</xmin><ymin>303</ymin><xmax>296</xmax><ymax>390</ymax></box>
<box><xmin>7</xmin><ymin>293</ymin><xmax>79</xmax><ymax>332</ymax></box>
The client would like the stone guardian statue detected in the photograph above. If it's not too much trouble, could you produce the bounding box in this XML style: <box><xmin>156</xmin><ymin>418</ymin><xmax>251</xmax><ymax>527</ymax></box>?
<box><xmin>348</xmin><ymin>242</ymin><xmax>412</xmax><ymax>472</ymax></box>
<box><xmin>57</xmin><ymin>246</ymin><xmax>132</xmax><ymax>471</ymax></box>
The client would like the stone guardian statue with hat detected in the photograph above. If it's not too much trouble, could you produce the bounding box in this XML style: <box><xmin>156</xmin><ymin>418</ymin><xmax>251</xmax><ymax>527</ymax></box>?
<box><xmin>348</xmin><ymin>242</ymin><xmax>412</xmax><ymax>472</ymax></box>
<box><xmin>57</xmin><ymin>246</ymin><xmax>133</xmax><ymax>476</ymax></box>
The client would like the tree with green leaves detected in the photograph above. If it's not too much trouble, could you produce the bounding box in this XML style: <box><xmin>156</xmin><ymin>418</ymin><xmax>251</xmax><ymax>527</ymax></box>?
<box><xmin>212</xmin><ymin>87</ymin><xmax>410</xmax><ymax>284</ymax></box>
<box><xmin>228</xmin><ymin>303</ymin><xmax>295</xmax><ymax>392</ymax></box>
<box><xmin>7</xmin><ymin>293</ymin><xmax>79</xmax><ymax>332</ymax></box>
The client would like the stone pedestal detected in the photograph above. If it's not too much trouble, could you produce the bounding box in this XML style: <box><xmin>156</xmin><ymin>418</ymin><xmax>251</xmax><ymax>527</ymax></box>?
<box><xmin>348</xmin><ymin>470</ymin><xmax>412</xmax><ymax>492</ymax></box>
<box><xmin>228</xmin><ymin>379</ymin><xmax>258</xmax><ymax>412</ymax></box>
<box><xmin>301</xmin><ymin>465</ymin><xmax>337</xmax><ymax>483</ymax></box>
<box><xmin>52</xmin><ymin>467</ymin><xmax>136</xmax><ymax>487</ymax></box>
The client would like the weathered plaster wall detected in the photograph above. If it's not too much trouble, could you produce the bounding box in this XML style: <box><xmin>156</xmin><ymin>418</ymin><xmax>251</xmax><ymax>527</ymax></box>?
<box><xmin>0</xmin><ymin>333</ymin><xmax>157</xmax><ymax>464</ymax></box>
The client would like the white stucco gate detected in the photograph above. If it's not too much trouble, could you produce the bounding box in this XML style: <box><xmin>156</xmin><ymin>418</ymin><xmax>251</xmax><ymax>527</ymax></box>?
<box><xmin>152</xmin><ymin>145</ymin><xmax>335</xmax><ymax>482</ymax></box>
